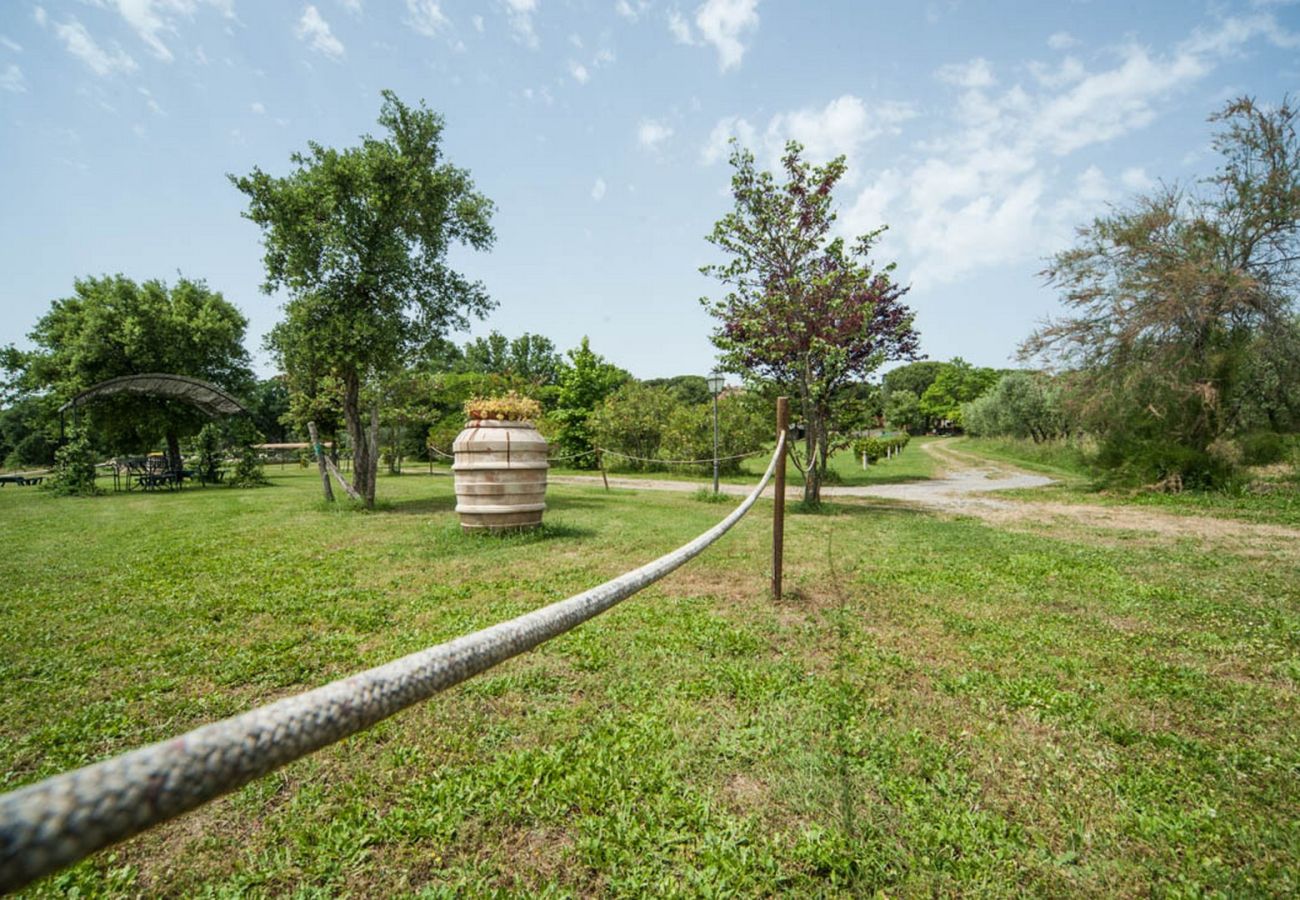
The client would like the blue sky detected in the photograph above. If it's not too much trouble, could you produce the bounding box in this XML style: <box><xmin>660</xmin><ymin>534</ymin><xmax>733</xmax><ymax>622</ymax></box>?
<box><xmin>1</xmin><ymin>1</ymin><xmax>1297</xmax><ymax>380</ymax></box>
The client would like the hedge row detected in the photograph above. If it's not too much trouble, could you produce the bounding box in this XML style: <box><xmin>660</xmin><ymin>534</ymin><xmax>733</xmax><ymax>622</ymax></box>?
<box><xmin>852</xmin><ymin>433</ymin><xmax>910</xmax><ymax>463</ymax></box>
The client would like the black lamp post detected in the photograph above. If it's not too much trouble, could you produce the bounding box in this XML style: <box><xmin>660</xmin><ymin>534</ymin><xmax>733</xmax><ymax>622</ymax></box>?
<box><xmin>706</xmin><ymin>373</ymin><xmax>725</xmax><ymax>494</ymax></box>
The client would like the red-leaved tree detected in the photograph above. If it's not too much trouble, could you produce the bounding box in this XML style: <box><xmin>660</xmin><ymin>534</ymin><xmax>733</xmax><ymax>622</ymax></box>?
<box><xmin>702</xmin><ymin>140</ymin><xmax>919</xmax><ymax>504</ymax></box>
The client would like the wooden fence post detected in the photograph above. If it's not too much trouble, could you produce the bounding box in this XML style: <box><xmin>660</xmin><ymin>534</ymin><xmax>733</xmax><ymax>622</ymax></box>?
<box><xmin>772</xmin><ymin>396</ymin><xmax>787</xmax><ymax>602</ymax></box>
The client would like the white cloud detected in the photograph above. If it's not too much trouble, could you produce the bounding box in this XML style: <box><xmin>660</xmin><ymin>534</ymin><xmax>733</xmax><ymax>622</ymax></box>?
<box><xmin>765</xmin><ymin>95</ymin><xmax>914</xmax><ymax>172</ymax></box>
<box><xmin>594</xmin><ymin>47</ymin><xmax>615</xmax><ymax>66</ymax></box>
<box><xmin>341</xmin><ymin>0</ymin><xmax>363</xmax><ymax>14</ymax></box>
<box><xmin>296</xmin><ymin>5</ymin><xmax>344</xmax><ymax>59</ymax></box>
<box><xmin>702</xmin><ymin>95</ymin><xmax>914</xmax><ymax>173</ymax></box>
<box><xmin>700</xmin><ymin>114</ymin><xmax>755</xmax><ymax>164</ymax></box>
<box><xmin>591</xmin><ymin>176</ymin><xmax>606</xmax><ymax>201</ymax></box>
<box><xmin>33</xmin><ymin>7</ymin><xmax>48</xmax><ymax>28</ymax></box>
<box><xmin>0</xmin><ymin>35</ymin><xmax>22</xmax><ymax>52</ymax></box>
<box><xmin>54</xmin><ymin>19</ymin><xmax>138</xmax><ymax>76</ymax></box>
<box><xmin>831</xmin><ymin>10</ymin><xmax>1293</xmax><ymax>289</ymax></box>
<box><xmin>568</xmin><ymin>59</ymin><xmax>589</xmax><ymax>83</ymax></box>
<box><xmin>0</xmin><ymin>63</ymin><xmax>26</xmax><ymax>93</ymax></box>
<box><xmin>667</xmin><ymin>9</ymin><xmax>693</xmax><ymax>44</ymax></box>
<box><xmin>616</xmin><ymin>0</ymin><xmax>650</xmax><ymax>21</ymax></box>
<box><xmin>637</xmin><ymin>117</ymin><xmax>674</xmax><ymax>150</ymax></box>
<box><xmin>138</xmin><ymin>85</ymin><xmax>163</xmax><ymax>115</ymax></box>
<box><xmin>1047</xmin><ymin>31</ymin><xmax>1078</xmax><ymax>50</ymax></box>
<box><xmin>405</xmin><ymin>0</ymin><xmax>449</xmax><ymax>37</ymax></box>
<box><xmin>935</xmin><ymin>57</ymin><xmax>995</xmax><ymax>89</ymax></box>
<box><xmin>503</xmin><ymin>0</ymin><xmax>539</xmax><ymax>49</ymax></box>
<box><xmin>1120</xmin><ymin>166</ymin><xmax>1154</xmax><ymax>191</ymax></box>
<box><xmin>99</xmin><ymin>0</ymin><xmax>235</xmax><ymax>63</ymax></box>
<box><xmin>251</xmin><ymin>100</ymin><xmax>266</xmax><ymax>114</ymax></box>
<box><xmin>522</xmin><ymin>85</ymin><xmax>554</xmax><ymax>105</ymax></box>
<box><xmin>694</xmin><ymin>0</ymin><xmax>757</xmax><ymax>70</ymax></box>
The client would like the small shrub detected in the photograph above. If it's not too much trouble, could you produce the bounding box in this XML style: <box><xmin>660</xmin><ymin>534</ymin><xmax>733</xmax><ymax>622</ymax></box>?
<box><xmin>194</xmin><ymin>423</ymin><xmax>223</xmax><ymax>483</ymax></box>
<box><xmin>852</xmin><ymin>433</ymin><xmax>910</xmax><ymax>463</ymax></box>
<box><xmin>44</xmin><ymin>430</ymin><xmax>100</xmax><ymax>496</ymax></box>
<box><xmin>7</xmin><ymin>432</ymin><xmax>55</xmax><ymax>469</ymax></box>
<box><xmin>464</xmin><ymin>391</ymin><xmax>542</xmax><ymax>422</ymax></box>
<box><xmin>227</xmin><ymin>444</ymin><xmax>269</xmax><ymax>487</ymax></box>
<box><xmin>1240</xmin><ymin>431</ymin><xmax>1286</xmax><ymax>466</ymax></box>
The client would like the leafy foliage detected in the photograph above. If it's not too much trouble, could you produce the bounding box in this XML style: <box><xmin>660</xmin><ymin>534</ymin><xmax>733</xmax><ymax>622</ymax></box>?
<box><xmin>917</xmin><ymin>359</ymin><xmax>1001</xmax><ymax>428</ymax></box>
<box><xmin>462</xmin><ymin>331</ymin><xmax>562</xmax><ymax>385</ymax></box>
<box><xmin>701</xmin><ymin>140</ymin><xmax>918</xmax><ymax>503</ymax></box>
<box><xmin>4</xmin><ymin>275</ymin><xmax>252</xmax><ymax>460</ymax></box>
<box><xmin>43</xmin><ymin>429</ymin><xmax>100</xmax><ymax>496</ymax></box>
<box><xmin>852</xmin><ymin>433</ymin><xmax>910</xmax><ymax>463</ymax></box>
<box><xmin>1024</xmin><ymin>96</ymin><xmax>1300</xmax><ymax>486</ymax></box>
<box><xmin>659</xmin><ymin>393</ymin><xmax>768</xmax><ymax>475</ymax></box>
<box><xmin>961</xmin><ymin>372</ymin><xmax>1070</xmax><ymax>443</ymax></box>
<box><xmin>227</xmin><ymin>443</ymin><xmax>269</xmax><ymax>488</ymax></box>
<box><xmin>193</xmin><ymin>423</ymin><xmax>223</xmax><ymax>484</ymax></box>
<box><xmin>550</xmin><ymin>337</ymin><xmax>629</xmax><ymax>467</ymax></box>
<box><xmin>235</xmin><ymin>90</ymin><xmax>495</xmax><ymax>506</ymax></box>
<box><xmin>589</xmin><ymin>383</ymin><xmax>680</xmax><ymax>470</ymax></box>
<box><xmin>884</xmin><ymin>389</ymin><xmax>923</xmax><ymax>434</ymax></box>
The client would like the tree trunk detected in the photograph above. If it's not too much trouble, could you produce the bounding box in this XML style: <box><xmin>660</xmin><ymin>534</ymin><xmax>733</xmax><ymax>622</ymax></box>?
<box><xmin>307</xmin><ymin>420</ymin><xmax>335</xmax><ymax>502</ymax></box>
<box><xmin>165</xmin><ymin>431</ymin><xmax>182</xmax><ymax>473</ymax></box>
<box><xmin>342</xmin><ymin>373</ymin><xmax>374</xmax><ymax>507</ymax></box>
<box><xmin>365</xmin><ymin>402</ymin><xmax>380</xmax><ymax>508</ymax></box>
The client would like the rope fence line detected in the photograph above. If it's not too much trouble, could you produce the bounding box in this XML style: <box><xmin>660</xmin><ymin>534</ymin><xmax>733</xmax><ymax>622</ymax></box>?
<box><xmin>425</xmin><ymin>445</ymin><xmax>766</xmax><ymax>466</ymax></box>
<box><xmin>0</xmin><ymin>433</ymin><xmax>787</xmax><ymax>893</ymax></box>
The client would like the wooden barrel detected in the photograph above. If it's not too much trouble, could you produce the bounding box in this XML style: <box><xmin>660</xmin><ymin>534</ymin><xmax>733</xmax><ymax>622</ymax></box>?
<box><xmin>452</xmin><ymin>419</ymin><xmax>549</xmax><ymax>531</ymax></box>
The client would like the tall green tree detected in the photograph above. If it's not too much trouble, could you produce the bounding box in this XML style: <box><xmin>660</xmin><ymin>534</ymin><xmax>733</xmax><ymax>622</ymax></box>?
<box><xmin>3</xmin><ymin>275</ymin><xmax>252</xmax><ymax>464</ymax></box>
<box><xmin>1024</xmin><ymin>96</ymin><xmax>1300</xmax><ymax>485</ymax></box>
<box><xmin>917</xmin><ymin>358</ymin><xmax>1001</xmax><ymax>429</ymax></box>
<box><xmin>233</xmin><ymin>90</ymin><xmax>495</xmax><ymax>507</ymax></box>
<box><xmin>701</xmin><ymin>141</ymin><xmax>919</xmax><ymax>503</ymax></box>
<box><xmin>551</xmin><ymin>336</ymin><xmax>629</xmax><ymax>467</ymax></box>
<box><xmin>463</xmin><ymin>331</ymin><xmax>562</xmax><ymax>385</ymax></box>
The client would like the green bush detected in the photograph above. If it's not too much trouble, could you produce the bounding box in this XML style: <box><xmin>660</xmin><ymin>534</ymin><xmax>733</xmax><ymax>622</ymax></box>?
<box><xmin>43</xmin><ymin>430</ymin><xmax>100</xmax><ymax>496</ymax></box>
<box><xmin>851</xmin><ymin>433</ymin><xmax>909</xmax><ymax>463</ymax></box>
<box><xmin>6</xmin><ymin>432</ymin><xmax>55</xmax><ymax>469</ymax></box>
<box><xmin>227</xmin><ymin>444</ymin><xmax>269</xmax><ymax>488</ymax></box>
<box><xmin>1095</xmin><ymin>436</ymin><xmax>1233</xmax><ymax>491</ymax></box>
<box><xmin>194</xmin><ymin>423</ymin><xmax>223</xmax><ymax>484</ymax></box>
<box><xmin>589</xmin><ymin>383</ymin><xmax>680</xmax><ymax>471</ymax></box>
<box><xmin>660</xmin><ymin>394</ymin><xmax>768</xmax><ymax>475</ymax></box>
<box><xmin>1240</xmin><ymin>431</ymin><xmax>1287</xmax><ymax>466</ymax></box>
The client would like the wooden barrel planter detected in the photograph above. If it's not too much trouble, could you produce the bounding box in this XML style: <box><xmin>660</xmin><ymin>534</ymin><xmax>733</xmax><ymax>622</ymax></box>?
<box><xmin>452</xmin><ymin>419</ymin><xmax>549</xmax><ymax>531</ymax></box>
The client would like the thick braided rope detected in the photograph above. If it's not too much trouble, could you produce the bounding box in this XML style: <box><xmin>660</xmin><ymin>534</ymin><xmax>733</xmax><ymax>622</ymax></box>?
<box><xmin>0</xmin><ymin>434</ymin><xmax>785</xmax><ymax>893</ymax></box>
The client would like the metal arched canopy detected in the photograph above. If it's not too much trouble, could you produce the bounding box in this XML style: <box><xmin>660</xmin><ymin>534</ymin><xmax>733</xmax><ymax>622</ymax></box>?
<box><xmin>58</xmin><ymin>373</ymin><xmax>250</xmax><ymax>418</ymax></box>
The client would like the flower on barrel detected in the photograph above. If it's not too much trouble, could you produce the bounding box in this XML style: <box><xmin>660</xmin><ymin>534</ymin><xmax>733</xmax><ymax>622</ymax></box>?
<box><xmin>463</xmin><ymin>390</ymin><xmax>542</xmax><ymax>423</ymax></box>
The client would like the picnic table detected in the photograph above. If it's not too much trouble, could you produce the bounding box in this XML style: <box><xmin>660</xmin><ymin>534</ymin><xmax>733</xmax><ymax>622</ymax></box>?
<box><xmin>0</xmin><ymin>474</ymin><xmax>44</xmax><ymax>486</ymax></box>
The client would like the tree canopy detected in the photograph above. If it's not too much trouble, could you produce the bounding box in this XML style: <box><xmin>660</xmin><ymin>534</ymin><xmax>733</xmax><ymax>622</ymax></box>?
<box><xmin>1024</xmin><ymin>95</ymin><xmax>1300</xmax><ymax>485</ymax></box>
<box><xmin>701</xmin><ymin>140</ymin><xmax>919</xmax><ymax>503</ymax></box>
<box><xmin>2</xmin><ymin>274</ymin><xmax>253</xmax><ymax>463</ymax></box>
<box><xmin>234</xmin><ymin>90</ymin><xmax>496</xmax><ymax>506</ymax></box>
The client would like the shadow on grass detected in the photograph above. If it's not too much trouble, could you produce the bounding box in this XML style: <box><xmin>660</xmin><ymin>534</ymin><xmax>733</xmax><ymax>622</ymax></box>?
<box><xmin>380</xmin><ymin>495</ymin><xmax>458</xmax><ymax>516</ymax></box>
<box><xmin>443</xmin><ymin>521</ymin><xmax>597</xmax><ymax>543</ymax></box>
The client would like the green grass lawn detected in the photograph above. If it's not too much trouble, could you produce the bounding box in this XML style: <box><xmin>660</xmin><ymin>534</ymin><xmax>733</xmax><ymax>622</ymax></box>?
<box><xmin>956</xmin><ymin>437</ymin><xmax>1300</xmax><ymax>527</ymax></box>
<box><xmin>2</xmin><ymin>467</ymin><xmax>1298</xmax><ymax>896</ymax></box>
<box><xmin>550</xmin><ymin>436</ymin><xmax>939</xmax><ymax>488</ymax></box>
